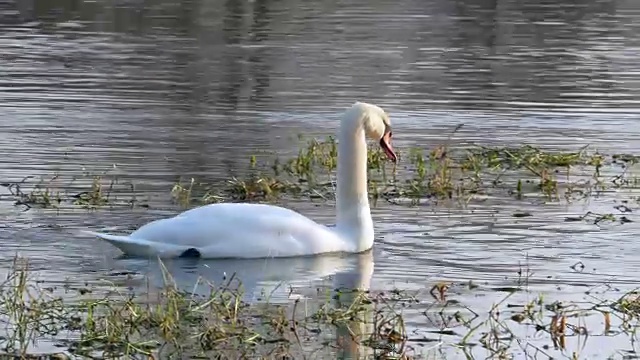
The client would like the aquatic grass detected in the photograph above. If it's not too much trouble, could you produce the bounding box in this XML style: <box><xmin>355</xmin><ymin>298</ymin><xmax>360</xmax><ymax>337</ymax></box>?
<box><xmin>171</xmin><ymin>177</ymin><xmax>227</xmax><ymax>207</ymax></box>
<box><xmin>0</xmin><ymin>175</ymin><xmax>64</xmax><ymax>209</ymax></box>
<box><xmin>426</xmin><ymin>278</ymin><xmax>640</xmax><ymax>359</ymax></box>
<box><xmin>1</xmin><ymin>254</ymin><xmax>640</xmax><ymax>358</ymax></box>
<box><xmin>0</xmin><ymin>167</ymin><xmax>146</xmax><ymax>211</ymax></box>
<box><xmin>0</xmin><ymin>256</ymin><xmax>416</xmax><ymax>359</ymax></box>
<box><xmin>169</xmin><ymin>135</ymin><xmax>640</xmax><ymax>209</ymax></box>
<box><xmin>224</xmin><ymin>175</ymin><xmax>297</xmax><ymax>201</ymax></box>
<box><xmin>71</xmin><ymin>175</ymin><xmax>110</xmax><ymax>208</ymax></box>
<box><xmin>4</xmin><ymin>135</ymin><xmax>640</xmax><ymax>211</ymax></box>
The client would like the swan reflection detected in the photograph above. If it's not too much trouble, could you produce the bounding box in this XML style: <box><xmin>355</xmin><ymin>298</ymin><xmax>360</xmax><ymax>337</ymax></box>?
<box><xmin>114</xmin><ymin>249</ymin><xmax>375</xmax><ymax>358</ymax></box>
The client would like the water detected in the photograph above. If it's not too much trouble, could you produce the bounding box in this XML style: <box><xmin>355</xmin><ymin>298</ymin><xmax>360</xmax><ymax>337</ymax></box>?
<box><xmin>1</xmin><ymin>0</ymin><xmax>640</xmax><ymax>357</ymax></box>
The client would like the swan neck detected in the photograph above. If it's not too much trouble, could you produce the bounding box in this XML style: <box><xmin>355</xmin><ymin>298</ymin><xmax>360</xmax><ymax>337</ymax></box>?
<box><xmin>335</xmin><ymin>118</ymin><xmax>373</xmax><ymax>250</ymax></box>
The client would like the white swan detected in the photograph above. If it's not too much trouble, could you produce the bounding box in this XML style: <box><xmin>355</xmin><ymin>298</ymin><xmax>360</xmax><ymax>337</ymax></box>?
<box><xmin>84</xmin><ymin>102</ymin><xmax>397</xmax><ymax>259</ymax></box>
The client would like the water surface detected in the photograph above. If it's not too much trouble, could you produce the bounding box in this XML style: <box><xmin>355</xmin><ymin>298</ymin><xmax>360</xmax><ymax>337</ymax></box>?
<box><xmin>1</xmin><ymin>0</ymin><xmax>640</xmax><ymax>357</ymax></box>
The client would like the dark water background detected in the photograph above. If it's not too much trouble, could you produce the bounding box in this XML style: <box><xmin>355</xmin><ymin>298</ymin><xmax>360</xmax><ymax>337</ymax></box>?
<box><xmin>1</xmin><ymin>0</ymin><xmax>640</xmax><ymax>357</ymax></box>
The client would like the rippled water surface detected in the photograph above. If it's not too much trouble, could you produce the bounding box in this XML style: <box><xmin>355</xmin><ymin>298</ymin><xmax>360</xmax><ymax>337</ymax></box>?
<box><xmin>1</xmin><ymin>0</ymin><xmax>640</xmax><ymax>358</ymax></box>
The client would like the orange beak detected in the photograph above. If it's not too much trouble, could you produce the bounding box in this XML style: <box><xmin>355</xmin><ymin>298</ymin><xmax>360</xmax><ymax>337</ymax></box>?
<box><xmin>379</xmin><ymin>131</ymin><xmax>397</xmax><ymax>163</ymax></box>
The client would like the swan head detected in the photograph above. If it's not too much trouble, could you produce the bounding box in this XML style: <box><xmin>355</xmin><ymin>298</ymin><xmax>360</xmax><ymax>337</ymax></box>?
<box><xmin>357</xmin><ymin>102</ymin><xmax>398</xmax><ymax>163</ymax></box>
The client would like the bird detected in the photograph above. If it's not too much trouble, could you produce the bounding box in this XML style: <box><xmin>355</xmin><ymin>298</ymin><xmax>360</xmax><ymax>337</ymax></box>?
<box><xmin>83</xmin><ymin>101</ymin><xmax>397</xmax><ymax>259</ymax></box>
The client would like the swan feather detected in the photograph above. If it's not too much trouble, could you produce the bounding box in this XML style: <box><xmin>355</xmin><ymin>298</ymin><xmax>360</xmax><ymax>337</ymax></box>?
<box><xmin>85</xmin><ymin>203</ymin><xmax>352</xmax><ymax>258</ymax></box>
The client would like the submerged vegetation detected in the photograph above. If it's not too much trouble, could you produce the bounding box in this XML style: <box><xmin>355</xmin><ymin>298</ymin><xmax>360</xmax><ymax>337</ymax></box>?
<box><xmin>1</xmin><ymin>132</ymin><xmax>640</xmax><ymax>357</ymax></box>
<box><xmin>0</xmin><ymin>256</ymin><xmax>639</xmax><ymax>358</ymax></box>
<box><xmin>2</xmin><ymin>129</ymin><xmax>639</xmax><ymax>212</ymax></box>
<box><xmin>0</xmin><ymin>168</ymin><xmax>145</xmax><ymax>211</ymax></box>
<box><xmin>168</xmin><ymin>131</ymin><xmax>640</xmax><ymax>213</ymax></box>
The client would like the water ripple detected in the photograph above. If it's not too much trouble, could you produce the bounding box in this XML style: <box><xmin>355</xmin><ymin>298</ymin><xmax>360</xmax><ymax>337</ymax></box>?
<box><xmin>0</xmin><ymin>0</ymin><xmax>639</xmax><ymax>356</ymax></box>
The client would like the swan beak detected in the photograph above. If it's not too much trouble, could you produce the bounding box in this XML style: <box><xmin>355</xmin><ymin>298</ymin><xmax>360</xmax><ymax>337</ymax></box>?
<box><xmin>379</xmin><ymin>132</ymin><xmax>397</xmax><ymax>163</ymax></box>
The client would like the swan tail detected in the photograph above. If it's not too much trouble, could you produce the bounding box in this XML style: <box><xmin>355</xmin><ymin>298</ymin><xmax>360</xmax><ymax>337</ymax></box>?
<box><xmin>82</xmin><ymin>230</ymin><xmax>154</xmax><ymax>257</ymax></box>
<box><xmin>82</xmin><ymin>230</ymin><xmax>201</xmax><ymax>258</ymax></box>
<box><xmin>82</xmin><ymin>230</ymin><xmax>133</xmax><ymax>243</ymax></box>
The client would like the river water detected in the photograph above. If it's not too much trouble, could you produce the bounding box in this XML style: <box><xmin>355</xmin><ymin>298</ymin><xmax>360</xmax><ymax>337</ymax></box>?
<box><xmin>1</xmin><ymin>0</ymin><xmax>640</xmax><ymax>358</ymax></box>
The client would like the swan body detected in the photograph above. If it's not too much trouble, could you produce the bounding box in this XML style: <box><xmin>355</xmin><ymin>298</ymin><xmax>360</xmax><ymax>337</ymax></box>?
<box><xmin>85</xmin><ymin>203</ymin><xmax>347</xmax><ymax>258</ymax></box>
<box><xmin>86</xmin><ymin>102</ymin><xmax>397</xmax><ymax>259</ymax></box>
